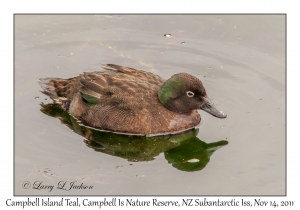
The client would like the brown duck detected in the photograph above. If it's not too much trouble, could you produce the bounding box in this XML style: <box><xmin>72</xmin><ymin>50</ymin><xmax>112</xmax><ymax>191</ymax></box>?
<box><xmin>39</xmin><ymin>64</ymin><xmax>227</xmax><ymax>135</ymax></box>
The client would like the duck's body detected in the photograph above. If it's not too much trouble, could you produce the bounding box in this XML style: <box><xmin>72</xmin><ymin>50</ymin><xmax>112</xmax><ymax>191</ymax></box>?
<box><xmin>39</xmin><ymin>64</ymin><xmax>226</xmax><ymax>135</ymax></box>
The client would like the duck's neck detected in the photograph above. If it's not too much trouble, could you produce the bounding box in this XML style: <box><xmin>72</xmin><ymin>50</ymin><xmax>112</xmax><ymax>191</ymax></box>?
<box><xmin>158</xmin><ymin>77</ymin><xmax>182</xmax><ymax>112</ymax></box>
<box><xmin>158</xmin><ymin>77</ymin><xmax>181</xmax><ymax>103</ymax></box>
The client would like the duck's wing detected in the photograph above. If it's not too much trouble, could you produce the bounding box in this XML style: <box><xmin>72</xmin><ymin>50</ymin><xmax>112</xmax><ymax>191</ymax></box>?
<box><xmin>79</xmin><ymin>70</ymin><xmax>157</xmax><ymax>104</ymax></box>
<box><xmin>38</xmin><ymin>73</ymin><xmax>110</xmax><ymax>110</ymax></box>
<box><xmin>102</xmin><ymin>64</ymin><xmax>165</xmax><ymax>86</ymax></box>
<box><xmin>79</xmin><ymin>71</ymin><xmax>158</xmax><ymax>132</ymax></box>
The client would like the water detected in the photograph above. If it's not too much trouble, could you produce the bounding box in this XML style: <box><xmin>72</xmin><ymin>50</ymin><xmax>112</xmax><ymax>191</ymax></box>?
<box><xmin>15</xmin><ymin>15</ymin><xmax>285</xmax><ymax>195</ymax></box>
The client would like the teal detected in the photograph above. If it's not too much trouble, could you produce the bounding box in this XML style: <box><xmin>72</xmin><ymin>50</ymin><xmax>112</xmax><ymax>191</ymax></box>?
<box><xmin>39</xmin><ymin>64</ymin><xmax>226</xmax><ymax>135</ymax></box>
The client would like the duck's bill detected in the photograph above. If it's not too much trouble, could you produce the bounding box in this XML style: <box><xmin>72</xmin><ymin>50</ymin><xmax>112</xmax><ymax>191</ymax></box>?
<box><xmin>200</xmin><ymin>97</ymin><xmax>227</xmax><ymax>118</ymax></box>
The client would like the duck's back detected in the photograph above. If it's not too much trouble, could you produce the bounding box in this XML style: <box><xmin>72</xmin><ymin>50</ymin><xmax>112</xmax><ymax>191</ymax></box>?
<box><xmin>39</xmin><ymin>64</ymin><xmax>200</xmax><ymax>135</ymax></box>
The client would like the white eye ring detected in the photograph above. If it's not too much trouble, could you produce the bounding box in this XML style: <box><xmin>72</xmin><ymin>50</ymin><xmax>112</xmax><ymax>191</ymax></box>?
<box><xmin>187</xmin><ymin>91</ymin><xmax>194</xmax><ymax>97</ymax></box>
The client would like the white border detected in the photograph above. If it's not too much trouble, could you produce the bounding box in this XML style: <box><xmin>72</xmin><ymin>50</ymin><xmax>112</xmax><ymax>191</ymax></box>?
<box><xmin>2</xmin><ymin>0</ymin><xmax>298</xmax><ymax>209</ymax></box>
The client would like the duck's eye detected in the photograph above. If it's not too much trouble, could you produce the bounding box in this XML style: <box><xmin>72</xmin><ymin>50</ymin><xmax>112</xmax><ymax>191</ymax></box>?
<box><xmin>186</xmin><ymin>91</ymin><xmax>195</xmax><ymax>97</ymax></box>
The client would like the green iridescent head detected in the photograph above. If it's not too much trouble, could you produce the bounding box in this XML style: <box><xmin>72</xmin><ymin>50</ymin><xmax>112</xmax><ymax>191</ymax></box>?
<box><xmin>158</xmin><ymin>73</ymin><xmax>227</xmax><ymax>118</ymax></box>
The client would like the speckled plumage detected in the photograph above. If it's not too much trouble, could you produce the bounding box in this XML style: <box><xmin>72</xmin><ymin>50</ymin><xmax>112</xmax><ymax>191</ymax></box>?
<box><xmin>39</xmin><ymin>64</ymin><xmax>225</xmax><ymax>135</ymax></box>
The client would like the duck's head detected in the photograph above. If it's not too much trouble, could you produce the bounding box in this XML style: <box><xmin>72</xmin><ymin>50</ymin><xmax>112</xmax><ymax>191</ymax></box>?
<box><xmin>158</xmin><ymin>73</ymin><xmax>227</xmax><ymax>118</ymax></box>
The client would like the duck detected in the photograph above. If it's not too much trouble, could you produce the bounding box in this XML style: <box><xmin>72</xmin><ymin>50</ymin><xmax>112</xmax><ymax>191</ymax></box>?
<box><xmin>39</xmin><ymin>64</ymin><xmax>227</xmax><ymax>135</ymax></box>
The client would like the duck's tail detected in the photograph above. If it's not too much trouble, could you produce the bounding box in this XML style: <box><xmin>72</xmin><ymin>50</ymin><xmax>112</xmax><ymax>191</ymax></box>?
<box><xmin>38</xmin><ymin>77</ymin><xmax>78</xmax><ymax>110</ymax></box>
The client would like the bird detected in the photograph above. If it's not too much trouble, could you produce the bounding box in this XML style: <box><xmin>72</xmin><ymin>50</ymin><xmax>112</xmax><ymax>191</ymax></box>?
<box><xmin>39</xmin><ymin>64</ymin><xmax>226</xmax><ymax>135</ymax></box>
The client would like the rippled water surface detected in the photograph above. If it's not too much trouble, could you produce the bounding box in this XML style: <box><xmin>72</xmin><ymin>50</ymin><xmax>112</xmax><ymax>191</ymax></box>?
<box><xmin>15</xmin><ymin>15</ymin><xmax>285</xmax><ymax>195</ymax></box>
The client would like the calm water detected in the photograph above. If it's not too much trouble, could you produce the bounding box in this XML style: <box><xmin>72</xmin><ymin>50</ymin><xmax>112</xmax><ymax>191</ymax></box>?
<box><xmin>15</xmin><ymin>15</ymin><xmax>285</xmax><ymax>195</ymax></box>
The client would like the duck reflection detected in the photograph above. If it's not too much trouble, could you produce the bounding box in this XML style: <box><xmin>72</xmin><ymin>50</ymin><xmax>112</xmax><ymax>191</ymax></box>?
<box><xmin>41</xmin><ymin>103</ymin><xmax>228</xmax><ymax>172</ymax></box>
